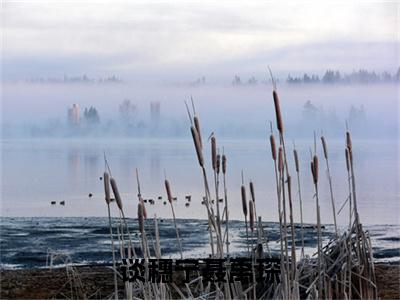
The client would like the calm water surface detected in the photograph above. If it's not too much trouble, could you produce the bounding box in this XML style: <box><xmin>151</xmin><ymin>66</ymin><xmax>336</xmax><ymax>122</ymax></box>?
<box><xmin>1</xmin><ymin>138</ymin><xmax>399</xmax><ymax>225</ymax></box>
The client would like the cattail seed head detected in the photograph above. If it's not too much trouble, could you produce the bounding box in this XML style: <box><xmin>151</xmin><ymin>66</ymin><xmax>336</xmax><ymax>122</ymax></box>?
<box><xmin>311</xmin><ymin>161</ymin><xmax>315</xmax><ymax>182</ymax></box>
<box><xmin>241</xmin><ymin>185</ymin><xmax>247</xmax><ymax>217</ymax></box>
<box><xmin>346</xmin><ymin>131</ymin><xmax>352</xmax><ymax>152</ymax></box>
<box><xmin>249</xmin><ymin>181</ymin><xmax>255</xmax><ymax>202</ymax></box>
<box><xmin>270</xmin><ymin>135</ymin><xmax>277</xmax><ymax>161</ymax></box>
<box><xmin>139</xmin><ymin>196</ymin><xmax>147</xmax><ymax>219</ymax></box>
<box><xmin>293</xmin><ymin>149</ymin><xmax>299</xmax><ymax>173</ymax></box>
<box><xmin>165</xmin><ymin>179</ymin><xmax>173</xmax><ymax>203</ymax></box>
<box><xmin>191</xmin><ymin>126</ymin><xmax>204</xmax><ymax>167</ymax></box>
<box><xmin>110</xmin><ymin>177</ymin><xmax>123</xmax><ymax>210</ymax></box>
<box><xmin>249</xmin><ymin>200</ymin><xmax>255</xmax><ymax>232</ymax></box>
<box><xmin>216</xmin><ymin>154</ymin><xmax>221</xmax><ymax>174</ymax></box>
<box><xmin>211</xmin><ymin>136</ymin><xmax>217</xmax><ymax>170</ymax></box>
<box><xmin>273</xmin><ymin>90</ymin><xmax>284</xmax><ymax>133</ymax></box>
<box><xmin>278</xmin><ymin>147</ymin><xmax>284</xmax><ymax>173</ymax></box>
<box><xmin>287</xmin><ymin>175</ymin><xmax>292</xmax><ymax>196</ymax></box>
<box><xmin>348</xmin><ymin>146</ymin><xmax>353</xmax><ymax>165</ymax></box>
<box><xmin>312</xmin><ymin>155</ymin><xmax>319</xmax><ymax>184</ymax></box>
<box><xmin>137</xmin><ymin>202</ymin><xmax>144</xmax><ymax>233</ymax></box>
<box><xmin>222</xmin><ymin>154</ymin><xmax>227</xmax><ymax>174</ymax></box>
<box><xmin>345</xmin><ymin>148</ymin><xmax>350</xmax><ymax>171</ymax></box>
<box><xmin>103</xmin><ymin>172</ymin><xmax>111</xmax><ymax>204</ymax></box>
<box><xmin>194</xmin><ymin>116</ymin><xmax>202</xmax><ymax>149</ymax></box>
<box><xmin>321</xmin><ymin>136</ymin><xmax>328</xmax><ymax>159</ymax></box>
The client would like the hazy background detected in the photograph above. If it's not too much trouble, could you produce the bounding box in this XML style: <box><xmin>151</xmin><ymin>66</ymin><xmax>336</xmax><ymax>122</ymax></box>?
<box><xmin>1</xmin><ymin>1</ymin><xmax>399</xmax><ymax>224</ymax></box>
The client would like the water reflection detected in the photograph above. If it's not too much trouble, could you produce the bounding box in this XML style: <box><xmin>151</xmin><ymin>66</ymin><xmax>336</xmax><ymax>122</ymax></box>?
<box><xmin>1</xmin><ymin>138</ymin><xmax>398</xmax><ymax>225</ymax></box>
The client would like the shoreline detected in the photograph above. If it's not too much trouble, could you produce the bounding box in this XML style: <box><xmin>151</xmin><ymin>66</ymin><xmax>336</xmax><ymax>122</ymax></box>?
<box><xmin>1</xmin><ymin>263</ymin><xmax>399</xmax><ymax>299</ymax></box>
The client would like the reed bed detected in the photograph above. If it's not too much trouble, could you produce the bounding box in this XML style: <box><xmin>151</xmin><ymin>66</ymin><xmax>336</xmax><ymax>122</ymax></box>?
<box><xmin>99</xmin><ymin>83</ymin><xmax>378</xmax><ymax>300</ymax></box>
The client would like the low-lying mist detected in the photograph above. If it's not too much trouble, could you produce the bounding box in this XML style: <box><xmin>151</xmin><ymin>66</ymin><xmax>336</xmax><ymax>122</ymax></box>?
<box><xmin>2</xmin><ymin>82</ymin><xmax>398</xmax><ymax>140</ymax></box>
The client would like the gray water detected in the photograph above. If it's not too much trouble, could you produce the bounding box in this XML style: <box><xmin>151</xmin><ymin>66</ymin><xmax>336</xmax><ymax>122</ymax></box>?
<box><xmin>1</xmin><ymin>217</ymin><xmax>399</xmax><ymax>269</ymax></box>
<box><xmin>1</xmin><ymin>137</ymin><xmax>398</xmax><ymax>225</ymax></box>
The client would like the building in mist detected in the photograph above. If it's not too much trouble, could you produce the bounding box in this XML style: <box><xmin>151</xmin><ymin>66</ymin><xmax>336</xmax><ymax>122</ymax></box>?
<box><xmin>150</xmin><ymin>101</ymin><xmax>160</xmax><ymax>123</ymax></box>
<box><xmin>67</xmin><ymin>104</ymin><xmax>80</xmax><ymax>126</ymax></box>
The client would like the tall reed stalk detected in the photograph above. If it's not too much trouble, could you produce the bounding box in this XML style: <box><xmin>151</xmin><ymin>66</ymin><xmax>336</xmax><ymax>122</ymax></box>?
<box><xmin>103</xmin><ymin>171</ymin><xmax>118</xmax><ymax>300</ymax></box>
<box><xmin>211</xmin><ymin>135</ymin><xmax>222</xmax><ymax>245</ymax></box>
<box><xmin>269</xmin><ymin>126</ymin><xmax>285</xmax><ymax>289</ymax></box>
<box><xmin>321</xmin><ymin>135</ymin><xmax>338</xmax><ymax>237</ymax></box>
<box><xmin>311</xmin><ymin>154</ymin><xmax>323</xmax><ymax>297</ymax></box>
<box><xmin>241</xmin><ymin>172</ymin><xmax>250</xmax><ymax>255</ymax></box>
<box><xmin>293</xmin><ymin>147</ymin><xmax>305</xmax><ymax>259</ymax></box>
<box><xmin>270</xmin><ymin>71</ymin><xmax>297</xmax><ymax>297</ymax></box>
<box><xmin>222</xmin><ymin>151</ymin><xmax>230</xmax><ymax>255</ymax></box>
<box><xmin>165</xmin><ymin>177</ymin><xmax>183</xmax><ymax>259</ymax></box>
<box><xmin>186</xmin><ymin>100</ymin><xmax>223</xmax><ymax>257</ymax></box>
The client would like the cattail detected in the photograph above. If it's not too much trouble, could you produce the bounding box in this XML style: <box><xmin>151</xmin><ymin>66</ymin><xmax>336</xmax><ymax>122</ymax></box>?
<box><xmin>348</xmin><ymin>146</ymin><xmax>353</xmax><ymax>165</ymax></box>
<box><xmin>249</xmin><ymin>181</ymin><xmax>255</xmax><ymax>202</ymax></box>
<box><xmin>311</xmin><ymin>161</ymin><xmax>315</xmax><ymax>182</ymax></box>
<box><xmin>110</xmin><ymin>177</ymin><xmax>123</xmax><ymax>210</ymax></box>
<box><xmin>241</xmin><ymin>185</ymin><xmax>247</xmax><ymax>217</ymax></box>
<box><xmin>273</xmin><ymin>90</ymin><xmax>284</xmax><ymax>133</ymax></box>
<box><xmin>137</xmin><ymin>202</ymin><xmax>144</xmax><ymax>233</ymax></box>
<box><xmin>293</xmin><ymin>149</ymin><xmax>299</xmax><ymax>173</ymax></box>
<box><xmin>216</xmin><ymin>154</ymin><xmax>221</xmax><ymax>174</ymax></box>
<box><xmin>287</xmin><ymin>175</ymin><xmax>292</xmax><ymax>196</ymax></box>
<box><xmin>139</xmin><ymin>196</ymin><xmax>147</xmax><ymax>219</ymax></box>
<box><xmin>270</xmin><ymin>135</ymin><xmax>277</xmax><ymax>161</ymax></box>
<box><xmin>249</xmin><ymin>200</ymin><xmax>255</xmax><ymax>232</ymax></box>
<box><xmin>165</xmin><ymin>179</ymin><xmax>173</xmax><ymax>203</ymax></box>
<box><xmin>346</xmin><ymin>131</ymin><xmax>352</xmax><ymax>152</ymax></box>
<box><xmin>312</xmin><ymin>155</ymin><xmax>319</xmax><ymax>184</ymax></box>
<box><xmin>191</xmin><ymin>126</ymin><xmax>204</xmax><ymax>167</ymax></box>
<box><xmin>278</xmin><ymin>147</ymin><xmax>284</xmax><ymax>173</ymax></box>
<box><xmin>222</xmin><ymin>154</ymin><xmax>227</xmax><ymax>174</ymax></box>
<box><xmin>103</xmin><ymin>172</ymin><xmax>111</xmax><ymax>204</ymax></box>
<box><xmin>211</xmin><ymin>136</ymin><xmax>217</xmax><ymax>170</ymax></box>
<box><xmin>321</xmin><ymin>136</ymin><xmax>328</xmax><ymax>159</ymax></box>
<box><xmin>194</xmin><ymin>116</ymin><xmax>202</xmax><ymax>149</ymax></box>
<box><xmin>345</xmin><ymin>148</ymin><xmax>350</xmax><ymax>171</ymax></box>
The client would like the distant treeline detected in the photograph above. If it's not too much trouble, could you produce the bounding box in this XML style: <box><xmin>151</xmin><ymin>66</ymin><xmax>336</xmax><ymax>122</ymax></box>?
<box><xmin>24</xmin><ymin>74</ymin><xmax>123</xmax><ymax>84</ymax></box>
<box><xmin>286</xmin><ymin>68</ymin><xmax>400</xmax><ymax>85</ymax></box>
<box><xmin>228</xmin><ymin>68</ymin><xmax>400</xmax><ymax>86</ymax></box>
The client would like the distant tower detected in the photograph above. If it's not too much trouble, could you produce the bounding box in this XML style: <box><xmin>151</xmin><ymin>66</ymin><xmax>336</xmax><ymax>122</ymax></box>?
<box><xmin>68</xmin><ymin>104</ymin><xmax>80</xmax><ymax>125</ymax></box>
<box><xmin>150</xmin><ymin>102</ymin><xmax>160</xmax><ymax>124</ymax></box>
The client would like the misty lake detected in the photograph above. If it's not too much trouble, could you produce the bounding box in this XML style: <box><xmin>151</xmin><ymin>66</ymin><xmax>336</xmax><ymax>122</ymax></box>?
<box><xmin>1</xmin><ymin>137</ymin><xmax>398</xmax><ymax>225</ymax></box>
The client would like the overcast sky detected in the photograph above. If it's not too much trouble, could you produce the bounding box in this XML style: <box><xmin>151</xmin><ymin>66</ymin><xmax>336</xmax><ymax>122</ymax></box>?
<box><xmin>2</xmin><ymin>0</ymin><xmax>399</xmax><ymax>82</ymax></box>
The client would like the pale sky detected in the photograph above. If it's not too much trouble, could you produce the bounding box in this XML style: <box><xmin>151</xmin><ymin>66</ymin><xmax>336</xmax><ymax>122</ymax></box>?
<box><xmin>2</xmin><ymin>0</ymin><xmax>399</xmax><ymax>82</ymax></box>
